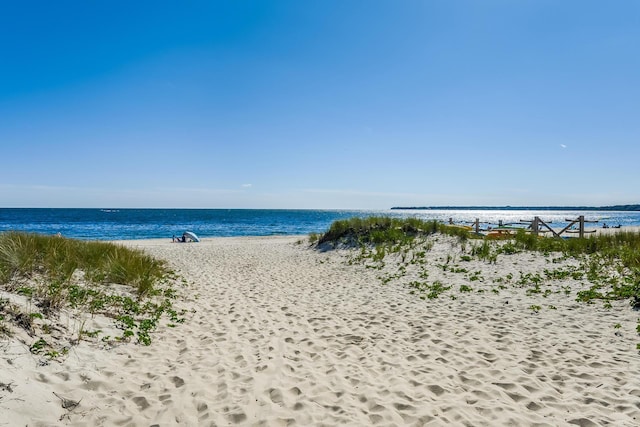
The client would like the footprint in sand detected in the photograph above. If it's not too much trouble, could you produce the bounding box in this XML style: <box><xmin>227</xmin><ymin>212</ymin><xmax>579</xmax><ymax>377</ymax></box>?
<box><xmin>132</xmin><ymin>396</ymin><xmax>150</xmax><ymax>410</ymax></box>
<box><xmin>268</xmin><ymin>388</ymin><xmax>284</xmax><ymax>404</ymax></box>
<box><xmin>171</xmin><ymin>376</ymin><xmax>185</xmax><ymax>388</ymax></box>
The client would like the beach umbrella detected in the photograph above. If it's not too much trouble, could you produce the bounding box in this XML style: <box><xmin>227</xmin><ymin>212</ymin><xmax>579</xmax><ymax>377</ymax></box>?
<box><xmin>183</xmin><ymin>231</ymin><xmax>200</xmax><ymax>242</ymax></box>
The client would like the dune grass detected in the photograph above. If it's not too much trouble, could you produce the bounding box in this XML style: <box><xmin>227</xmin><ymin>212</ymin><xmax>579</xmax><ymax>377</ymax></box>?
<box><xmin>0</xmin><ymin>231</ymin><xmax>167</xmax><ymax>296</ymax></box>
<box><xmin>315</xmin><ymin>217</ymin><xmax>640</xmax><ymax>309</ymax></box>
<box><xmin>512</xmin><ymin>229</ymin><xmax>640</xmax><ymax>270</ymax></box>
<box><xmin>316</xmin><ymin>216</ymin><xmax>640</xmax><ymax>350</ymax></box>
<box><xmin>0</xmin><ymin>231</ymin><xmax>182</xmax><ymax>348</ymax></box>
<box><xmin>316</xmin><ymin>216</ymin><xmax>469</xmax><ymax>246</ymax></box>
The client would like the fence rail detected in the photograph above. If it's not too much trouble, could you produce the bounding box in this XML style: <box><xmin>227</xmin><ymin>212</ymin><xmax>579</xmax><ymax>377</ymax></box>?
<box><xmin>449</xmin><ymin>215</ymin><xmax>599</xmax><ymax>238</ymax></box>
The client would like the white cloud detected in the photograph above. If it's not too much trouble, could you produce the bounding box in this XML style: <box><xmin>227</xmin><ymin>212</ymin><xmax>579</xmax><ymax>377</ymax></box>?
<box><xmin>242</xmin><ymin>184</ymin><xmax>252</xmax><ymax>188</ymax></box>
<box><xmin>560</xmin><ymin>144</ymin><xmax>567</xmax><ymax>148</ymax></box>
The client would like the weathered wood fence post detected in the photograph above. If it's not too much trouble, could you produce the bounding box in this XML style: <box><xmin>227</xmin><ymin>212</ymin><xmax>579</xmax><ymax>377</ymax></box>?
<box><xmin>531</xmin><ymin>217</ymin><xmax>539</xmax><ymax>236</ymax></box>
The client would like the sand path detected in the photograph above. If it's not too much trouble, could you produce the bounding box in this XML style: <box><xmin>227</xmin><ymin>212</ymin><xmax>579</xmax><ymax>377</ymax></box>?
<box><xmin>2</xmin><ymin>235</ymin><xmax>639</xmax><ymax>426</ymax></box>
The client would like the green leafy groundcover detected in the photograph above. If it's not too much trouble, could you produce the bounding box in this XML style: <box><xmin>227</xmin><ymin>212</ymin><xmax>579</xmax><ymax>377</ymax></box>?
<box><xmin>314</xmin><ymin>217</ymin><xmax>640</xmax><ymax>350</ymax></box>
<box><xmin>0</xmin><ymin>231</ymin><xmax>185</xmax><ymax>352</ymax></box>
<box><xmin>315</xmin><ymin>217</ymin><xmax>640</xmax><ymax>308</ymax></box>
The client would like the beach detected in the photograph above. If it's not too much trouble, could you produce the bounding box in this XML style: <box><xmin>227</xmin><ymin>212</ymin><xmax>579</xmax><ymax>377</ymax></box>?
<box><xmin>1</xmin><ymin>235</ymin><xmax>639</xmax><ymax>426</ymax></box>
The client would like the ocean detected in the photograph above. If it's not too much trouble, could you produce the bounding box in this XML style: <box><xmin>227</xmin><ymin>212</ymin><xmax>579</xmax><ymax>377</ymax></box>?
<box><xmin>1</xmin><ymin>208</ymin><xmax>639</xmax><ymax>241</ymax></box>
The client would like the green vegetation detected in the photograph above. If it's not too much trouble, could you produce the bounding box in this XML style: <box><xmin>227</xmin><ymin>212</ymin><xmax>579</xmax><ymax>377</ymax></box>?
<box><xmin>0</xmin><ymin>232</ymin><xmax>184</xmax><ymax>351</ymax></box>
<box><xmin>316</xmin><ymin>217</ymin><xmax>640</xmax><ymax>309</ymax></box>
<box><xmin>529</xmin><ymin>305</ymin><xmax>542</xmax><ymax>313</ymax></box>
<box><xmin>0</xmin><ymin>231</ymin><xmax>167</xmax><ymax>296</ymax></box>
<box><xmin>316</xmin><ymin>216</ymin><xmax>470</xmax><ymax>246</ymax></box>
<box><xmin>459</xmin><ymin>284</ymin><xmax>473</xmax><ymax>293</ymax></box>
<box><xmin>315</xmin><ymin>217</ymin><xmax>640</xmax><ymax>348</ymax></box>
<box><xmin>408</xmin><ymin>280</ymin><xmax>451</xmax><ymax>300</ymax></box>
<box><xmin>507</xmin><ymin>229</ymin><xmax>640</xmax><ymax>309</ymax></box>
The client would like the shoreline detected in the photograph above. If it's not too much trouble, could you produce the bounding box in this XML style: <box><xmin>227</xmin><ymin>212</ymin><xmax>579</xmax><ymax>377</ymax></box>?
<box><xmin>110</xmin><ymin>225</ymin><xmax>640</xmax><ymax>243</ymax></box>
<box><xmin>1</xmin><ymin>235</ymin><xmax>639</xmax><ymax>425</ymax></box>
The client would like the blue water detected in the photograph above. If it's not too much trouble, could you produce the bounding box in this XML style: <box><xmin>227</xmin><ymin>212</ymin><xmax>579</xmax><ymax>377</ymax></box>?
<box><xmin>1</xmin><ymin>208</ymin><xmax>639</xmax><ymax>241</ymax></box>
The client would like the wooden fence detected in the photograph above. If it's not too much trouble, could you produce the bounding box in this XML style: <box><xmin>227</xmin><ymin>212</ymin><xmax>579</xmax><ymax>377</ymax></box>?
<box><xmin>454</xmin><ymin>216</ymin><xmax>599</xmax><ymax>238</ymax></box>
<box><xmin>528</xmin><ymin>215</ymin><xmax>598</xmax><ymax>238</ymax></box>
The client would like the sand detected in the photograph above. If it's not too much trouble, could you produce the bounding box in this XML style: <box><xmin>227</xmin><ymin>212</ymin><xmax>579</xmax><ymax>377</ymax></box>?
<box><xmin>1</xmin><ymin>234</ymin><xmax>639</xmax><ymax>426</ymax></box>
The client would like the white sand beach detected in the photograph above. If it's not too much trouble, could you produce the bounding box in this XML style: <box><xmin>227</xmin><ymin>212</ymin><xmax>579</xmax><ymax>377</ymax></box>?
<box><xmin>1</xmin><ymin>235</ymin><xmax>639</xmax><ymax>426</ymax></box>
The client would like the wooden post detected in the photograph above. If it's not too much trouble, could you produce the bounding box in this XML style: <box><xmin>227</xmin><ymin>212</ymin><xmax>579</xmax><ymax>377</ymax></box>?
<box><xmin>475</xmin><ymin>218</ymin><xmax>480</xmax><ymax>234</ymax></box>
<box><xmin>579</xmin><ymin>215</ymin><xmax>584</xmax><ymax>238</ymax></box>
<box><xmin>449</xmin><ymin>217</ymin><xmax>453</xmax><ymax>225</ymax></box>
<box><xmin>498</xmin><ymin>220</ymin><xmax>503</xmax><ymax>227</ymax></box>
<box><xmin>532</xmin><ymin>217</ymin><xmax>539</xmax><ymax>236</ymax></box>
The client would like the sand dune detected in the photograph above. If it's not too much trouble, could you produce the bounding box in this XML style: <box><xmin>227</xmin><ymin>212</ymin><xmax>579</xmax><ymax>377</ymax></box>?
<box><xmin>1</xmin><ymin>235</ymin><xmax>639</xmax><ymax>426</ymax></box>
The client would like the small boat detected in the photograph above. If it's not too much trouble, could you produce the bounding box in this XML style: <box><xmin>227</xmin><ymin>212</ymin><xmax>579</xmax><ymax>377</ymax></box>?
<box><xmin>486</xmin><ymin>229</ymin><xmax>514</xmax><ymax>239</ymax></box>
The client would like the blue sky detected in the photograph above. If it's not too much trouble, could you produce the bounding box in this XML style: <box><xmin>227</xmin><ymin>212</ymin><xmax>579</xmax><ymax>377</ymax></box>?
<box><xmin>1</xmin><ymin>1</ymin><xmax>638</xmax><ymax>209</ymax></box>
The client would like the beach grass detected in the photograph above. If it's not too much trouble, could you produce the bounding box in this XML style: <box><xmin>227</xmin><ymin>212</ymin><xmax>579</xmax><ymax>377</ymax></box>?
<box><xmin>0</xmin><ymin>231</ymin><xmax>167</xmax><ymax>296</ymax></box>
<box><xmin>317</xmin><ymin>216</ymin><xmax>469</xmax><ymax>246</ymax></box>
<box><xmin>0</xmin><ymin>231</ymin><xmax>182</xmax><ymax>348</ymax></box>
<box><xmin>316</xmin><ymin>217</ymin><xmax>640</xmax><ymax>310</ymax></box>
<box><xmin>316</xmin><ymin>217</ymin><xmax>640</xmax><ymax>351</ymax></box>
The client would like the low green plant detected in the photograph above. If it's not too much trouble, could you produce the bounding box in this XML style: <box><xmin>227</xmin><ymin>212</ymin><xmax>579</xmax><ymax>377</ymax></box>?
<box><xmin>517</xmin><ymin>272</ymin><xmax>543</xmax><ymax>287</ymax></box>
<box><xmin>121</xmin><ymin>329</ymin><xmax>134</xmax><ymax>341</ymax></box>
<box><xmin>116</xmin><ymin>315</ymin><xmax>136</xmax><ymax>330</ymax></box>
<box><xmin>408</xmin><ymin>280</ymin><xmax>451</xmax><ymax>299</ymax></box>
<box><xmin>472</xmin><ymin>241</ymin><xmax>495</xmax><ymax>262</ymax></box>
<box><xmin>83</xmin><ymin>329</ymin><xmax>101</xmax><ymax>338</ymax></box>
<box><xmin>17</xmin><ymin>286</ymin><xmax>34</xmax><ymax>297</ymax></box>
<box><xmin>576</xmin><ymin>286</ymin><xmax>605</xmax><ymax>304</ymax></box>
<box><xmin>498</xmin><ymin>242</ymin><xmax>519</xmax><ymax>255</ymax></box>
<box><xmin>526</xmin><ymin>285</ymin><xmax>542</xmax><ymax>296</ymax></box>
<box><xmin>0</xmin><ymin>232</ymin><xmax>183</xmax><ymax>347</ymax></box>
<box><xmin>411</xmin><ymin>251</ymin><xmax>426</xmax><ymax>264</ymax></box>
<box><xmin>30</xmin><ymin>338</ymin><xmax>48</xmax><ymax>354</ymax></box>
<box><xmin>468</xmin><ymin>271</ymin><xmax>483</xmax><ymax>282</ymax></box>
